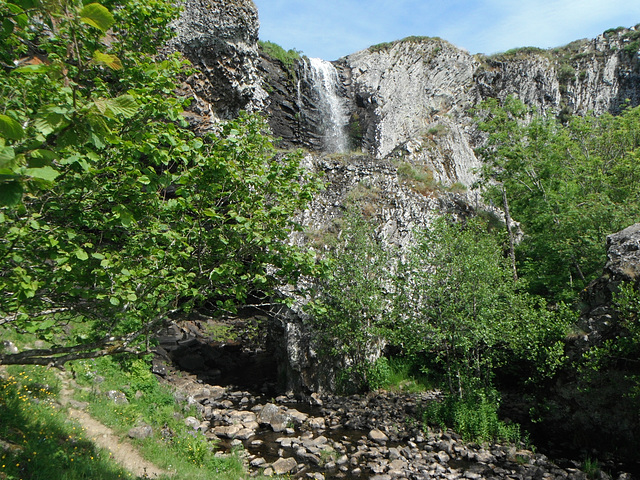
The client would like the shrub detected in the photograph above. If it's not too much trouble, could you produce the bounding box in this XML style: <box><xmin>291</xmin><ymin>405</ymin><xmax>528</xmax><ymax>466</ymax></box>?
<box><xmin>422</xmin><ymin>390</ymin><xmax>522</xmax><ymax>444</ymax></box>
<box><xmin>259</xmin><ymin>40</ymin><xmax>301</xmax><ymax>78</ymax></box>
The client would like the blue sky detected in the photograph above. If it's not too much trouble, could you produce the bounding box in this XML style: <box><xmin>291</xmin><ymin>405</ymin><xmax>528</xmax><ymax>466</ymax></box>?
<box><xmin>252</xmin><ymin>0</ymin><xmax>640</xmax><ymax>61</ymax></box>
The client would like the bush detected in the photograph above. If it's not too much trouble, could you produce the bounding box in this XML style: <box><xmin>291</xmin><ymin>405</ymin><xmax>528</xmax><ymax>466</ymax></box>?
<box><xmin>422</xmin><ymin>390</ymin><xmax>522</xmax><ymax>444</ymax></box>
<box><xmin>259</xmin><ymin>40</ymin><xmax>301</xmax><ymax>78</ymax></box>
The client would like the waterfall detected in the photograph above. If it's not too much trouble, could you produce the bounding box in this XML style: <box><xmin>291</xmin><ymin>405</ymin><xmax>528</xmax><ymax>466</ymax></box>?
<box><xmin>303</xmin><ymin>58</ymin><xmax>350</xmax><ymax>154</ymax></box>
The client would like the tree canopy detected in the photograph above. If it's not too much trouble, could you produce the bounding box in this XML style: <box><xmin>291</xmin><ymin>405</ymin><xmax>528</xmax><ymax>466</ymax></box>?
<box><xmin>475</xmin><ymin>96</ymin><xmax>640</xmax><ymax>301</ymax></box>
<box><xmin>0</xmin><ymin>0</ymin><xmax>319</xmax><ymax>366</ymax></box>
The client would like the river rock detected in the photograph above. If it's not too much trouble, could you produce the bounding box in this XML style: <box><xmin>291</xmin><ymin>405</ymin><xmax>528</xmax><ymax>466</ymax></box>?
<box><xmin>271</xmin><ymin>456</ymin><xmax>298</xmax><ymax>475</ymax></box>
<box><xmin>368</xmin><ymin>428</ymin><xmax>389</xmax><ymax>444</ymax></box>
<box><xmin>257</xmin><ymin>403</ymin><xmax>291</xmax><ymax>432</ymax></box>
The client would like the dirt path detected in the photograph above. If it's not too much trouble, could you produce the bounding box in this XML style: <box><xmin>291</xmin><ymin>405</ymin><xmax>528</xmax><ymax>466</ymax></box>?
<box><xmin>59</xmin><ymin>379</ymin><xmax>169</xmax><ymax>479</ymax></box>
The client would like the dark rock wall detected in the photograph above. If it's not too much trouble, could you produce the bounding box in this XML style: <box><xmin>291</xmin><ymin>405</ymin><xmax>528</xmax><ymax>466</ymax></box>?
<box><xmin>167</xmin><ymin>0</ymin><xmax>267</xmax><ymax>125</ymax></box>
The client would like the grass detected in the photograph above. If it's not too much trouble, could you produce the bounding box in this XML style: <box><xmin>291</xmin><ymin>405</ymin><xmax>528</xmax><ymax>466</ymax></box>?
<box><xmin>421</xmin><ymin>389</ymin><xmax>523</xmax><ymax>445</ymax></box>
<box><xmin>367</xmin><ymin>356</ymin><xmax>433</xmax><ymax>393</ymax></box>
<box><xmin>0</xmin><ymin>325</ymin><xmax>272</xmax><ymax>480</ymax></box>
<box><xmin>368</xmin><ymin>36</ymin><xmax>445</xmax><ymax>53</ymax></box>
<box><xmin>70</xmin><ymin>356</ymin><xmax>251</xmax><ymax>480</ymax></box>
<box><xmin>259</xmin><ymin>40</ymin><xmax>301</xmax><ymax>79</ymax></box>
<box><xmin>0</xmin><ymin>365</ymin><xmax>136</xmax><ymax>480</ymax></box>
<box><xmin>395</xmin><ymin>161</ymin><xmax>439</xmax><ymax>196</ymax></box>
<box><xmin>582</xmin><ymin>457</ymin><xmax>603</xmax><ymax>479</ymax></box>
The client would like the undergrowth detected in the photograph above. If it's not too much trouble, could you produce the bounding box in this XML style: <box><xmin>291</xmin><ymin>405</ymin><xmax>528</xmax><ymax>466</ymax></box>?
<box><xmin>421</xmin><ymin>389</ymin><xmax>523</xmax><ymax>444</ymax></box>
<box><xmin>367</xmin><ymin>356</ymin><xmax>433</xmax><ymax>393</ymax></box>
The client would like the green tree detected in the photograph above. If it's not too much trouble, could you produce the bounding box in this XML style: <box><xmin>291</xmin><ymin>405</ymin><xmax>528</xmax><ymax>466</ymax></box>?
<box><xmin>0</xmin><ymin>0</ymin><xmax>319</xmax><ymax>366</ymax></box>
<box><xmin>395</xmin><ymin>216</ymin><xmax>566</xmax><ymax>398</ymax></box>
<box><xmin>307</xmin><ymin>209</ymin><xmax>391</xmax><ymax>392</ymax></box>
<box><xmin>475</xmin><ymin>97</ymin><xmax>640</xmax><ymax>301</ymax></box>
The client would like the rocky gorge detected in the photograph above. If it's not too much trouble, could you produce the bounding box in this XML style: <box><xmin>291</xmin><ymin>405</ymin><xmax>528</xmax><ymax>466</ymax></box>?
<box><xmin>156</xmin><ymin>0</ymin><xmax>640</xmax><ymax>476</ymax></box>
<box><xmin>151</xmin><ymin>319</ymin><xmax>636</xmax><ymax>480</ymax></box>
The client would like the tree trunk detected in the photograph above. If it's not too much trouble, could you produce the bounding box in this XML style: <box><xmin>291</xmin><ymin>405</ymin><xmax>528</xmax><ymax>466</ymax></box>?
<box><xmin>502</xmin><ymin>186</ymin><xmax>518</xmax><ymax>282</ymax></box>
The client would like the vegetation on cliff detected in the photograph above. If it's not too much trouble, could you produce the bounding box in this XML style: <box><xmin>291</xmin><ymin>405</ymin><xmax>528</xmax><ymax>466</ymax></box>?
<box><xmin>475</xmin><ymin>96</ymin><xmax>640</xmax><ymax>302</ymax></box>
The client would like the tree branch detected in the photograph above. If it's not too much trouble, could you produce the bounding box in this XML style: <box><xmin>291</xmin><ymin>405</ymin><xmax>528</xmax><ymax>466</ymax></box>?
<box><xmin>0</xmin><ymin>309</ymin><xmax>178</xmax><ymax>368</ymax></box>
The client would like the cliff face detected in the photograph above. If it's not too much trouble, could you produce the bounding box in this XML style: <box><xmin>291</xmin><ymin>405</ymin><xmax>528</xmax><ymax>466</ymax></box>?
<box><xmin>166</xmin><ymin>0</ymin><xmax>640</xmax><ymax>396</ymax></box>
<box><xmin>166</xmin><ymin>0</ymin><xmax>640</xmax><ymax>188</ymax></box>
<box><xmin>260</xmin><ymin>30</ymin><xmax>640</xmax><ymax>188</ymax></box>
<box><xmin>167</xmin><ymin>0</ymin><xmax>267</xmax><ymax>125</ymax></box>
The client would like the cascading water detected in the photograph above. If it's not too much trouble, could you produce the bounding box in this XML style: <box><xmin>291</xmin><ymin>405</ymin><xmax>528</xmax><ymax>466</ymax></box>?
<box><xmin>301</xmin><ymin>58</ymin><xmax>350</xmax><ymax>153</ymax></box>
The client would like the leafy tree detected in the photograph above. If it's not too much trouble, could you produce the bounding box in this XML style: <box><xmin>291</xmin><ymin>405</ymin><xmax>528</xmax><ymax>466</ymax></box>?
<box><xmin>475</xmin><ymin>97</ymin><xmax>640</xmax><ymax>301</ymax></box>
<box><xmin>306</xmin><ymin>208</ymin><xmax>391</xmax><ymax>392</ymax></box>
<box><xmin>0</xmin><ymin>0</ymin><xmax>319</xmax><ymax>366</ymax></box>
<box><xmin>394</xmin><ymin>216</ymin><xmax>566</xmax><ymax>398</ymax></box>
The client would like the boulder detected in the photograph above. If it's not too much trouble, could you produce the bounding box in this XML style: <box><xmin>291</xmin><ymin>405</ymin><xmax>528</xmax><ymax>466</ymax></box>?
<box><xmin>128</xmin><ymin>425</ymin><xmax>153</xmax><ymax>440</ymax></box>
<box><xmin>368</xmin><ymin>428</ymin><xmax>389</xmax><ymax>444</ymax></box>
<box><xmin>271</xmin><ymin>457</ymin><xmax>298</xmax><ymax>475</ymax></box>
<box><xmin>257</xmin><ymin>403</ymin><xmax>291</xmax><ymax>432</ymax></box>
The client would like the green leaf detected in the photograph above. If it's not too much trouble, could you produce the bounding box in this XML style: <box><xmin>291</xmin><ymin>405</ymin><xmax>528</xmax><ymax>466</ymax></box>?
<box><xmin>2</xmin><ymin>18</ymin><xmax>14</xmax><ymax>36</ymax></box>
<box><xmin>34</xmin><ymin>110</ymin><xmax>69</xmax><ymax>136</ymax></box>
<box><xmin>5</xmin><ymin>3</ymin><xmax>24</xmax><ymax>14</ymax></box>
<box><xmin>12</xmin><ymin>64</ymin><xmax>50</xmax><ymax>74</ymax></box>
<box><xmin>79</xmin><ymin>3</ymin><xmax>115</xmax><ymax>32</ymax></box>
<box><xmin>0</xmin><ymin>114</ymin><xmax>24</xmax><ymax>140</ymax></box>
<box><xmin>13</xmin><ymin>0</ymin><xmax>35</xmax><ymax>9</ymax></box>
<box><xmin>0</xmin><ymin>146</ymin><xmax>15</xmax><ymax>167</ymax></box>
<box><xmin>109</xmin><ymin>297</ymin><xmax>120</xmax><ymax>306</ymax></box>
<box><xmin>28</xmin><ymin>149</ymin><xmax>59</xmax><ymax>168</ymax></box>
<box><xmin>14</xmin><ymin>13</ymin><xmax>28</xmax><ymax>28</ymax></box>
<box><xmin>24</xmin><ymin>166</ymin><xmax>60</xmax><ymax>181</ymax></box>
<box><xmin>0</xmin><ymin>180</ymin><xmax>23</xmax><ymax>206</ymax></box>
<box><xmin>75</xmin><ymin>248</ymin><xmax>89</xmax><ymax>261</ymax></box>
<box><xmin>93</xmin><ymin>50</ymin><xmax>123</xmax><ymax>70</ymax></box>
<box><xmin>105</xmin><ymin>95</ymin><xmax>138</xmax><ymax>118</ymax></box>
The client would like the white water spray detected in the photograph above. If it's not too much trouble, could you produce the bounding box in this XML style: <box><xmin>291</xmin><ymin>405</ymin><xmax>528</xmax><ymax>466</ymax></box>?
<box><xmin>304</xmin><ymin>58</ymin><xmax>350</xmax><ymax>153</ymax></box>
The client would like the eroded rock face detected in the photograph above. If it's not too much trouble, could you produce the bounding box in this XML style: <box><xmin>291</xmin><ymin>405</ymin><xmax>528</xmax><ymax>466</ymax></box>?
<box><xmin>345</xmin><ymin>39</ymin><xmax>478</xmax><ymax>160</ymax></box>
<box><xmin>167</xmin><ymin>0</ymin><xmax>267</xmax><ymax>125</ymax></box>
<box><xmin>259</xmin><ymin>29</ymin><xmax>640</xmax><ymax>189</ymax></box>
<box><xmin>577</xmin><ymin>222</ymin><xmax>640</xmax><ymax>346</ymax></box>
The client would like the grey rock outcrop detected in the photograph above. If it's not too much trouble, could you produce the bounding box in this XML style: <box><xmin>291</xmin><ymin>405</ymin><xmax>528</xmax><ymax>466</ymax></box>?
<box><xmin>345</xmin><ymin>39</ymin><xmax>478</xmax><ymax>159</ymax></box>
<box><xmin>577</xmin><ymin>222</ymin><xmax>640</xmax><ymax>347</ymax></box>
<box><xmin>167</xmin><ymin>0</ymin><xmax>267</xmax><ymax>125</ymax></box>
<box><xmin>259</xmin><ymin>28</ymin><xmax>640</xmax><ymax>189</ymax></box>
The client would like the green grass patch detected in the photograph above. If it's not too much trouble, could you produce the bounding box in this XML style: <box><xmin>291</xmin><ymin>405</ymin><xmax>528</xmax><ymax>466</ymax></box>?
<box><xmin>259</xmin><ymin>40</ymin><xmax>301</xmax><ymax>79</ymax></box>
<box><xmin>0</xmin><ymin>365</ymin><xmax>136</xmax><ymax>480</ymax></box>
<box><xmin>395</xmin><ymin>161</ymin><xmax>439</xmax><ymax>196</ymax></box>
<box><xmin>369</xmin><ymin>36</ymin><xmax>444</xmax><ymax>53</ymax></box>
<box><xmin>367</xmin><ymin>356</ymin><xmax>433</xmax><ymax>393</ymax></box>
<box><xmin>70</xmin><ymin>356</ymin><xmax>251</xmax><ymax>479</ymax></box>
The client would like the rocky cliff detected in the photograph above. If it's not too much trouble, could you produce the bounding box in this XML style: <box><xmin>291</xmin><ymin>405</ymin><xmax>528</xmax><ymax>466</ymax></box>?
<box><xmin>166</xmin><ymin>0</ymin><xmax>639</xmax><ymax>189</ymax></box>
<box><xmin>167</xmin><ymin>0</ymin><xmax>267</xmax><ymax>126</ymax></box>
<box><xmin>262</xmin><ymin>30</ymin><xmax>640</xmax><ymax>188</ymax></box>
